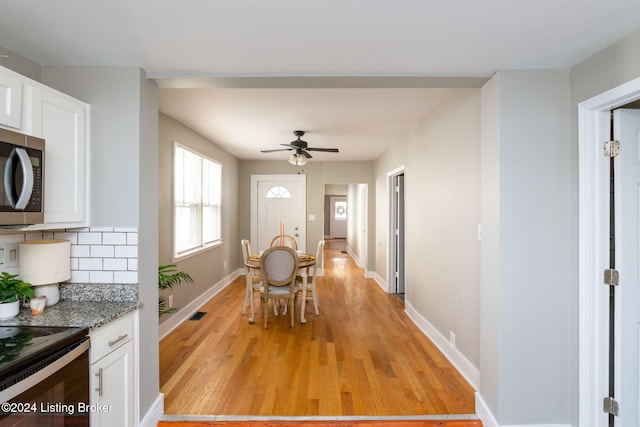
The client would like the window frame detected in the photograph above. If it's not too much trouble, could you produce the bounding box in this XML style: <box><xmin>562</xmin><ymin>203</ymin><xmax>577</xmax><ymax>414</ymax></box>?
<box><xmin>173</xmin><ymin>142</ymin><xmax>223</xmax><ymax>261</ymax></box>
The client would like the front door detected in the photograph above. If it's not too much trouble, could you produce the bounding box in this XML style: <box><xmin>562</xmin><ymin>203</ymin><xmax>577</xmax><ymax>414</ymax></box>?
<box><xmin>612</xmin><ymin>109</ymin><xmax>640</xmax><ymax>427</ymax></box>
<box><xmin>250</xmin><ymin>174</ymin><xmax>306</xmax><ymax>253</ymax></box>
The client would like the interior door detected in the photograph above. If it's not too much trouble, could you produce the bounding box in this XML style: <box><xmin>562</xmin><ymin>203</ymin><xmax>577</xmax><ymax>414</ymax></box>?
<box><xmin>251</xmin><ymin>175</ymin><xmax>306</xmax><ymax>253</ymax></box>
<box><xmin>613</xmin><ymin>109</ymin><xmax>640</xmax><ymax>427</ymax></box>
<box><xmin>391</xmin><ymin>173</ymin><xmax>405</xmax><ymax>296</ymax></box>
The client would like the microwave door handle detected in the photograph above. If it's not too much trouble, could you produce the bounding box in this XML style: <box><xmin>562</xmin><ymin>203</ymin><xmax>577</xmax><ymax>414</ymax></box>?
<box><xmin>13</xmin><ymin>148</ymin><xmax>34</xmax><ymax>210</ymax></box>
<box><xmin>3</xmin><ymin>148</ymin><xmax>17</xmax><ymax>208</ymax></box>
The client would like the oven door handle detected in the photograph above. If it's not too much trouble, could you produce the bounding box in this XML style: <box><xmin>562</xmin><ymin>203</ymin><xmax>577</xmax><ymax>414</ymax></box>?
<box><xmin>0</xmin><ymin>339</ymin><xmax>90</xmax><ymax>403</ymax></box>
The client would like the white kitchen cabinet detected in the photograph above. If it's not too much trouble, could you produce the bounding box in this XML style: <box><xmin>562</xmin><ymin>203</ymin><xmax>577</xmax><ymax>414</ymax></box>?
<box><xmin>25</xmin><ymin>82</ymin><xmax>89</xmax><ymax>228</ymax></box>
<box><xmin>0</xmin><ymin>67</ymin><xmax>23</xmax><ymax>129</ymax></box>
<box><xmin>89</xmin><ymin>312</ymin><xmax>138</xmax><ymax>427</ymax></box>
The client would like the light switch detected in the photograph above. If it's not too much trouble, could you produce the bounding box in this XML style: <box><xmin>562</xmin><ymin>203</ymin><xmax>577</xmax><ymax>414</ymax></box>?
<box><xmin>308</xmin><ymin>214</ymin><xmax>316</xmax><ymax>221</ymax></box>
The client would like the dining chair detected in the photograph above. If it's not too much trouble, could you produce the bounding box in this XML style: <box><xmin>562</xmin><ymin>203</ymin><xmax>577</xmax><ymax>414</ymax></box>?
<box><xmin>260</xmin><ymin>246</ymin><xmax>299</xmax><ymax>328</ymax></box>
<box><xmin>241</xmin><ymin>239</ymin><xmax>262</xmax><ymax>316</ymax></box>
<box><xmin>269</xmin><ymin>234</ymin><xmax>298</xmax><ymax>250</ymax></box>
<box><xmin>298</xmin><ymin>239</ymin><xmax>324</xmax><ymax>316</ymax></box>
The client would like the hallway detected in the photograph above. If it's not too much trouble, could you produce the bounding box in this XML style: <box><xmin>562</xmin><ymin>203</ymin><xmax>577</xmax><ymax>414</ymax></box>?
<box><xmin>159</xmin><ymin>243</ymin><xmax>476</xmax><ymax>418</ymax></box>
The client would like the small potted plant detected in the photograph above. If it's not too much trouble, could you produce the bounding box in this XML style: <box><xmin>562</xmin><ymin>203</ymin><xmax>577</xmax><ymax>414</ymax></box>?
<box><xmin>0</xmin><ymin>272</ymin><xmax>35</xmax><ymax>319</ymax></box>
<box><xmin>158</xmin><ymin>264</ymin><xmax>193</xmax><ymax>316</ymax></box>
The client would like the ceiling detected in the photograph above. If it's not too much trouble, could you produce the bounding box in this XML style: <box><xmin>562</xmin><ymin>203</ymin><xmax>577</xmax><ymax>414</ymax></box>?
<box><xmin>1</xmin><ymin>0</ymin><xmax>640</xmax><ymax>161</ymax></box>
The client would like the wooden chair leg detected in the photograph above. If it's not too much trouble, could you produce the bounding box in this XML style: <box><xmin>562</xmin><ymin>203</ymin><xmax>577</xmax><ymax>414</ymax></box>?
<box><xmin>289</xmin><ymin>298</ymin><xmax>295</xmax><ymax>327</ymax></box>
<box><xmin>263</xmin><ymin>296</ymin><xmax>268</xmax><ymax>328</ymax></box>
<box><xmin>311</xmin><ymin>283</ymin><xmax>319</xmax><ymax>315</ymax></box>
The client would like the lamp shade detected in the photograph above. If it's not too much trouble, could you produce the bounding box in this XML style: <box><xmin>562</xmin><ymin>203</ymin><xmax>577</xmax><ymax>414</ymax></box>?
<box><xmin>19</xmin><ymin>239</ymin><xmax>71</xmax><ymax>285</ymax></box>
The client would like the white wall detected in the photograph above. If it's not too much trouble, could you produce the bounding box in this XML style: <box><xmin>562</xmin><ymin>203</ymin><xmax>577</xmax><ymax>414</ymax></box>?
<box><xmin>375</xmin><ymin>89</ymin><xmax>481</xmax><ymax>367</ymax></box>
<box><xmin>41</xmin><ymin>66</ymin><xmax>161</xmax><ymax>424</ymax></box>
<box><xmin>158</xmin><ymin>113</ymin><xmax>239</xmax><ymax>319</ymax></box>
<box><xmin>480</xmin><ymin>70</ymin><xmax>571</xmax><ymax>425</ymax></box>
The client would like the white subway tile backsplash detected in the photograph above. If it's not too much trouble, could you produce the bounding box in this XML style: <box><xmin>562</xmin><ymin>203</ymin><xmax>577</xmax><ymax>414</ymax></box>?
<box><xmin>91</xmin><ymin>245</ymin><xmax>114</xmax><ymax>258</ymax></box>
<box><xmin>70</xmin><ymin>270</ymin><xmax>90</xmax><ymax>283</ymax></box>
<box><xmin>10</xmin><ymin>227</ymin><xmax>139</xmax><ymax>287</ymax></box>
<box><xmin>90</xmin><ymin>271</ymin><xmax>114</xmax><ymax>284</ymax></box>
<box><xmin>114</xmin><ymin>227</ymin><xmax>138</xmax><ymax>233</ymax></box>
<box><xmin>79</xmin><ymin>258</ymin><xmax>103</xmax><ymax>271</ymax></box>
<box><xmin>126</xmin><ymin>233</ymin><xmax>138</xmax><ymax>245</ymax></box>
<box><xmin>89</xmin><ymin>227</ymin><xmax>114</xmax><ymax>232</ymax></box>
<box><xmin>104</xmin><ymin>258</ymin><xmax>127</xmax><ymax>271</ymax></box>
<box><xmin>78</xmin><ymin>232</ymin><xmax>102</xmax><ymax>245</ymax></box>
<box><xmin>103</xmin><ymin>233</ymin><xmax>127</xmax><ymax>245</ymax></box>
<box><xmin>114</xmin><ymin>271</ymin><xmax>138</xmax><ymax>284</ymax></box>
<box><xmin>53</xmin><ymin>232</ymin><xmax>79</xmax><ymax>244</ymax></box>
<box><xmin>71</xmin><ymin>245</ymin><xmax>90</xmax><ymax>258</ymax></box>
<box><xmin>115</xmin><ymin>245</ymin><xmax>137</xmax><ymax>258</ymax></box>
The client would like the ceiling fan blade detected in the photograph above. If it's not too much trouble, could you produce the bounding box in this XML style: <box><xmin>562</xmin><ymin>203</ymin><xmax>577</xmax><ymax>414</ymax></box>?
<box><xmin>301</xmin><ymin>150</ymin><xmax>313</xmax><ymax>158</ymax></box>
<box><xmin>305</xmin><ymin>147</ymin><xmax>339</xmax><ymax>153</ymax></box>
<box><xmin>261</xmin><ymin>148</ymin><xmax>293</xmax><ymax>153</ymax></box>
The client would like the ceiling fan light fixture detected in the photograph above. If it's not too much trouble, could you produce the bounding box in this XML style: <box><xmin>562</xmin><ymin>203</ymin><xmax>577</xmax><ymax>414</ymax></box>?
<box><xmin>288</xmin><ymin>153</ymin><xmax>308</xmax><ymax>166</ymax></box>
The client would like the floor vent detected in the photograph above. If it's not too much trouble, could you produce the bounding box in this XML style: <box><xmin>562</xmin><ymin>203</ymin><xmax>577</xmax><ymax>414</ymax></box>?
<box><xmin>341</xmin><ymin>250</ymin><xmax>347</xmax><ymax>254</ymax></box>
<box><xmin>189</xmin><ymin>311</ymin><xmax>207</xmax><ymax>321</ymax></box>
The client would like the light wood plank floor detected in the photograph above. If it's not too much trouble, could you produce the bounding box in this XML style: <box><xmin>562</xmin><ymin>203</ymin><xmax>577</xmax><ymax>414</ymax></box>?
<box><xmin>160</xmin><ymin>241</ymin><xmax>476</xmax><ymax>416</ymax></box>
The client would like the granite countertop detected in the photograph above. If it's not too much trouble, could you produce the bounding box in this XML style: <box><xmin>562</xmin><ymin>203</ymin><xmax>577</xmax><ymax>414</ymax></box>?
<box><xmin>0</xmin><ymin>283</ymin><xmax>140</xmax><ymax>330</ymax></box>
<box><xmin>0</xmin><ymin>301</ymin><xmax>140</xmax><ymax>330</ymax></box>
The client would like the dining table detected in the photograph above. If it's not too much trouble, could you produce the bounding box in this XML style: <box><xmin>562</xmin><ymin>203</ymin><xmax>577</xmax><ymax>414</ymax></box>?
<box><xmin>244</xmin><ymin>251</ymin><xmax>316</xmax><ymax>324</ymax></box>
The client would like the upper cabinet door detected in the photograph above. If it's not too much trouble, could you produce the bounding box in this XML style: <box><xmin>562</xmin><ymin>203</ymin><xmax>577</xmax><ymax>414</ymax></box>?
<box><xmin>0</xmin><ymin>68</ymin><xmax>23</xmax><ymax>129</ymax></box>
<box><xmin>28</xmin><ymin>85</ymin><xmax>89</xmax><ymax>226</ymax></box>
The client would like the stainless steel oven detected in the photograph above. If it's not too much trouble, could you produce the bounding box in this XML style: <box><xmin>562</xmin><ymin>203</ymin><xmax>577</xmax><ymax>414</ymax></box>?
<box><xmin>0</xmin><ymin>326</ymin><xmax>90</xmax><ymax>426</ymax></box>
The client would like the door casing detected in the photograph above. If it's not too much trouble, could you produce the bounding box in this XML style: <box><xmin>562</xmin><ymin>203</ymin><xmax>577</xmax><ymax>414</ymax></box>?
<box><xmin>578</xmin><ymin>76</ymin><xmax>640</xmax><ymax>426</ymax></box>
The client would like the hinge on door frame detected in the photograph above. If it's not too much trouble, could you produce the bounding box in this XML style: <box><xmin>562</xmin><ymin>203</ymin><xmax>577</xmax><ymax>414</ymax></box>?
<box><xmin>604</xmin><ymin>269</ymin><xmax>620</xmax><ymax>286</ymax></box>
<box><xmin>604</xmin><ymin>140</ymin><xmax>620</xmax><ymax>157</ymax></box>
<box><xmin>603</xmin><ymin>396</ymin><xmax>619</xmax><ymax>416</ymax></box>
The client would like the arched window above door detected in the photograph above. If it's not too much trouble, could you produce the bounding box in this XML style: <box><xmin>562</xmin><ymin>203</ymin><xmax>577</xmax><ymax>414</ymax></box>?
<box><xmin>265</xmin><ymin>185</ymin><xmax>292</xmax><ymax>198</ymax></box>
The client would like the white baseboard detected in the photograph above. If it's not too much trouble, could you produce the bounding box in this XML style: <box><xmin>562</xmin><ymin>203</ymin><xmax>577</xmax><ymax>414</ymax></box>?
<box><xmin>404</xmin><ymin>300</ymin><xmax>480</xmax><ymax>390</ymax></box>
<box><xmin>345</xmin><ymin>245</ymin><xmax>362</xmax><ymax>268</ymax></box>
<box><xmin>475</xmin><ymin>393</ymin><xmax>498</xmax><ymax>427</ymax></box>
<box><xmin>369</xmin><ymin>271</ymin><xmax>387</xmax><ymax>292</ymax></box>
<box><xmin>159</xmin><ymin>269</ymin><xmax>240</xmax><ymax>340</ymax></box>
<box><xmin>139</xmin><ymin>393</ymin><xmax>164</xmax><ymax>427</ymax></box>
<box><xmin>501</xmin><ymin>425</ymin><xmax>571</xmax><ymax>427</ymax></box>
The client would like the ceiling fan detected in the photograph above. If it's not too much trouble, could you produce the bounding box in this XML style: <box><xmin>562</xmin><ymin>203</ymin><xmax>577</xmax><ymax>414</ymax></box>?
<box><xmin>261</xmin><ymin>130</ymin><xmax>339</xmax><ymax>165</ymax></box>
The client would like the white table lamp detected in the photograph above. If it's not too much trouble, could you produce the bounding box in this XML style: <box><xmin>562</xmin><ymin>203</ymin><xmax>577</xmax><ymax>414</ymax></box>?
<box><xmin>19</xmin><ymin>239</ymin><xmax>71</xmax><ymax>306</ymax></box>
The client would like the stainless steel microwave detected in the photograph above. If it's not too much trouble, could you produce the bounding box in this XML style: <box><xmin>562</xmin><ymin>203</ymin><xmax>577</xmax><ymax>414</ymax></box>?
<box><xmin>0</xmin><ymin>128</ymin><xmax>44</xmax><ymax>226</ymax></box>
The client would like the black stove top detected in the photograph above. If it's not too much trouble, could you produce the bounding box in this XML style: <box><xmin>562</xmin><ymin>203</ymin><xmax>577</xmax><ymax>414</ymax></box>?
<box><xmin>0</xmin><ymin>326</ymin><xmax>89</xmax><ymax>386</ymax></box>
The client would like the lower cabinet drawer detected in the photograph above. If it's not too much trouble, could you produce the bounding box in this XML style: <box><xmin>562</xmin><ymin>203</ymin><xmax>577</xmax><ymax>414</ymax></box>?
<box><xmin>90</xmin><ymin>312</ymin><xmax>134</xmax><ymax>363</ymax></box>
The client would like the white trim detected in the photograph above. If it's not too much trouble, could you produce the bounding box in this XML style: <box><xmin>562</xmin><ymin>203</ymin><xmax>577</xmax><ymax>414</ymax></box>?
<box><xmin>370</xmin><ymin>271</ymin><xmax>387</xmax><ymax>292</ymax></box>
<box><xmin>345</xmin><ymin>244</ymin><xmax>363</xmax><ymax>268</ymax></box>
<box><xmin>158</xmin><ymin>269</ymin><xmax>240</xmax><ymax>340</ymax></box>
<box><xmin>475</xmin><ymin>393</ymin><xmax>498</xmax><ymax>427</ymax></box>
<box><xmin>501</xmin><ymin>425</ymin><xmax>570</xmax><ymax>427</ymax></box>
<box><xmin>404</xmin><ymin>299</ymin><xmax>480</xmax><ymax>390</ymax></box>
<box><xmin>139</xmin><ymin>393</ymin><xmax>164</xmax><ymax>427</ymax></box>
<box><xmin>387</xmin><ymin>165</ymin><xmax>405</xmax><ymax>294</ymax></box>
<box><xmin>578</xmin><ymin>75</ymin><xmax>640</xmax><ymax>427</ymax></box>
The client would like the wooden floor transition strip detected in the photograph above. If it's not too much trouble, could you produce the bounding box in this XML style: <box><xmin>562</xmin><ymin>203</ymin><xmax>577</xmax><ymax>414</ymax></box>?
<box><xmin>158</xmin><ymin>414</ymin><xmax>483</xmax><ymax>427</ymax></box>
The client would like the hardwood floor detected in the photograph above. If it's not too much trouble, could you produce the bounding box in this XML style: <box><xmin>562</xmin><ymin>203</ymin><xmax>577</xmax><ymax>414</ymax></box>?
<box><xmin>159</xmin><ymin>242</ymin><xmax>476</xmax><ymax>418</ymax></box>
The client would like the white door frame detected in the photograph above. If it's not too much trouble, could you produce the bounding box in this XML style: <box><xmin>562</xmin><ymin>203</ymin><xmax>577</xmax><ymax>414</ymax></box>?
<box><xmin>387</xmin><ymin>165</ymin><xmax>405</xmax><ymax>294</ymax></box>
<box><xmin>578</xmin><ymin>76</ymin><xmax>640</xmax><ymax>426</ymax></box>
